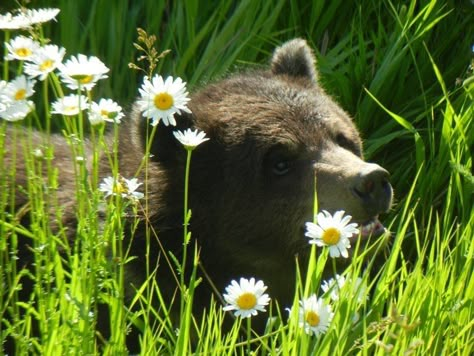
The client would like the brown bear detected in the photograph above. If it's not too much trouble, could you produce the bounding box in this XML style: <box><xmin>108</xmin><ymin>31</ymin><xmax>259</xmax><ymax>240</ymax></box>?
<box><xmin>2</xmin><ymin>38</ymin><xmax>392</xmax><ymax>349</ymax></box>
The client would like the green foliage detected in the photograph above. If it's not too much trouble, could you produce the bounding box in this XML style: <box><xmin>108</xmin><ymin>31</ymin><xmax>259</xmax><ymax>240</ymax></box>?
<box><xmin>1</xmin><ymin>0</ymin><xmax>473</xmax><ymax>354</ymax></box>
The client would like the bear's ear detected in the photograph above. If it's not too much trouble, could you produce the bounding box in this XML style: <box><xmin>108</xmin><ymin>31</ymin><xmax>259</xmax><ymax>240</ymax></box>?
<box><xmin>271</xmin><ymin>38</ymin><xmax>318</xmax><ymax>82</ymax></box>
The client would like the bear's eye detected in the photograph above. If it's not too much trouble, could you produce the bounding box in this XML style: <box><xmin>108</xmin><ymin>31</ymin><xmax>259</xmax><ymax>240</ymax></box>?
<box><xmin>336</xmin><ymin>133</ymin><xmax>350</xmax><ymax>147</ymax></box>
<box><xmin>336</xmin><ymin>133</ymin><xmax>361</xmax><ymax>156</ymax></box>
<box><xmin>273</xmin><ymin>161</ymin><xmax>291</xmax><ymax>176</ymax></box>
<box><xmin>264</xmin><ymin>146</ymin><xmax>296</xmax><ymax>177</ymax></box>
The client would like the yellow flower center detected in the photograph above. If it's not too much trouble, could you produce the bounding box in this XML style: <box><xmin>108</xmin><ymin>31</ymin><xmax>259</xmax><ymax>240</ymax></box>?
<box><xmin>40</xmin><ymin>59</ymin><xmax>54</xmax><ymax>72</ymax></box>
<box><xmin>236</xmin><ymin>292</ymin><xmax>257</xmax><ymax>310</ymax></box>
<box><xmin>70</xmin><ymin>74</ymin><xmax>94</xmax><ymax>84</ymax></box>
<box><xmin>15</xmin><ymin>47</ymin><xmax>32</xmax><ymax>58</ymax></box>
<box><xmin>14</xmin><ymin>89</ymin><xmax>27</xmax><ymax>101</ymax></box>
<box><xmin>322</xmin><ymin>227</ymin><xmax>341</xmax><ymax>245</ymax></box>
<box><xmin>305</xmin><ymin>311</ymin><xmax>320</xmax><ymax>327</ymax></box>
<box><xmin>154</xmin><ymin>92</ymin><xmax>174</xmax><ymax>110</ymax></box>
<box><xmin>64</xmin><ymin>106</ymin><xmax>78</xmax><ymax>115</ymax></box>
<box><xmin>76</xmin><ymin>75</ymin><xmax>94</xmax><ymax>84</ymax></box>
<box><xmin>81</xmin><ymin>75</ymin><xmax>94</xmax><ymax>84</ymax></box>
<box><xmin>113</xmin><ymin>181</ymin><xmax>127</xmax><ymax>195</ymax></box>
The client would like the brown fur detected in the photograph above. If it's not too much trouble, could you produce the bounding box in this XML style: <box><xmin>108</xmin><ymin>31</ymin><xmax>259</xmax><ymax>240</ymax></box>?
<box><xmin>1</xmin><ymin>39</ymin><xmax>392</xmax><ymax>347</ymax></box>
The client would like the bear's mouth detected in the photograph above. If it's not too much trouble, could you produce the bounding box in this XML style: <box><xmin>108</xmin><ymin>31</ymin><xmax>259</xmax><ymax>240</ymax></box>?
<box><xmin>355</xmin><ymin>216</ymin><xmax>387</xmax><ymax>239</ymax></box>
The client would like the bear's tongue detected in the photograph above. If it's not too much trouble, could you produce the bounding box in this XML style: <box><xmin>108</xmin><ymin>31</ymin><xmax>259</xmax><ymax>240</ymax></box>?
<box><xmin>358</xmin><ymin>217</ymin><xmax>386</xmax><ymax>238</ymax></box>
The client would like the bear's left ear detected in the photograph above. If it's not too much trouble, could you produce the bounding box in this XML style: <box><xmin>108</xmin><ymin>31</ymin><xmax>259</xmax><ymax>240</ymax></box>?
<box><xmin>271</xmin><ymin>38</ymin><xmax>318</xmax><ymax>82</ymax></box>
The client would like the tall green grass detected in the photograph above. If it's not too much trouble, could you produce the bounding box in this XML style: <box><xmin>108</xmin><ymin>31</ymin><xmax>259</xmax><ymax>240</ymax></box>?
<box><xmin>1</xmin><ymin>0</ymin><xmax>473</xmax><ymax>354</ymax></box>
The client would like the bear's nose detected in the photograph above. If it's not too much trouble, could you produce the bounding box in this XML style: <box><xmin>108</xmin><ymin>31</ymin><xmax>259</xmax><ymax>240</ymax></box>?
<box><xmin>352</xmin><ymin>164</ymin><xmax>392</xmax><ymax>217</ymax></box>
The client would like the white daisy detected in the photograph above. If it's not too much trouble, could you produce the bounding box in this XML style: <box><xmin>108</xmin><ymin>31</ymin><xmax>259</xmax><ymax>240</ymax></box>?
<box><xmin>305</xmin><ymin>210</ymin><xmax>359</xmax><ymax>258</ymax></box>
<box><xmin>173</xmin><ymin>128</ymin><xmax>209</xmax><ymax>150</ymax></box>
<box><xmin>0</xmin><ymin>8</ymin><xmax>59</xmax><ymax>30</ymax></box>
<box><xmin>88</xmin><ymin>98</ymin><xmax>124</xmax><ymax>125</ymax></box>
<box><xmin>51</xmin><ymin>94</ymin><xmax>88</xmax><ymax>116</ymax></box>
<box><xmin>0</xmin><ymin>75</ymin><xmax>36</xmax><ymax>121</ymax></box>
<box><xmin>1</xmin><ymin>75</ymin><xmax>36</xmax><ymax>102</ymax></box>
<box><xmin>291</xmin><ymin>294</ymin><xmax>333</xmax><ymax>337</ymax></box>
<box><xmin>5</xmin><ymin>36</ymin><xmax>41</xmax><ymax>61</ymax></box>
<box><xmin>99</xmin><ymin>176</ymin><xmax>144</xmax><ymax>201</ymax></box>
<box><xmin>321</xmin><ymin>275</ymin><xmax>367</xmax><ymax>304</ymax></box>
<box><xmin>59</xmin><ymin>54</ymin><xmax>109</xmax><ymax>91</ymax></box>
<box><xmin>223</xmin><ymin>277</ymin><xmax>270</xmax><ymax>318</ymax></box>
<box><xmin>0</xmin><ymin>12</ymin><xmax>29</xmax><ymax>30</ymax></box>
<box><xmin>21</xmin><ymin>8</ymin><xmax>60</xmax><ymax>26</ymax></box>
<box><xmin>137</xmin><ymin>75</ymin><xmax>191</xmax><ymax>126</ymax></box>
<box><xmin>24</xmin><ymin>44</ymin><xmax>66</xmax><ymax>81</ymax></box>
<box><xmin>0</xmin><ymin>80</ymin><xmax>7</xmax><ymax>102</ymax></box>
<box><xmin>0</xmin><ymin>101</ymin><xmax>35</xmax><ymax>121</ymax></box>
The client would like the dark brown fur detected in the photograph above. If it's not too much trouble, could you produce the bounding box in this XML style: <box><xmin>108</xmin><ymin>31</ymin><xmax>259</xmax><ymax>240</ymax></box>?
<box><xmin>1</xmin><ymin>39</ymin><xmax>392</xmax><ymax>349</ymax></box>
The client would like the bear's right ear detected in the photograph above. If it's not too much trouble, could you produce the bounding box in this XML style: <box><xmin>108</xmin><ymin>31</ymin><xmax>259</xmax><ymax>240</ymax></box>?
<box><xmin>271</xmin><ymin>38</ymin><xmax>318</xmax><ymax>82</ymax></box>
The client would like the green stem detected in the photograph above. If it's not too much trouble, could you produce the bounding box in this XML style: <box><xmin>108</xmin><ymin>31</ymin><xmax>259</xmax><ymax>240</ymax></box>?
<box><xmin>0</xmin><ymin>220</ymin><xmax>35</xmax><ymax>239</ymax></box>
<box><xmin>42</xmin><ymin>78</ymin><xmax>50</xmax><ymax>133</ymax></box>
<box><xmin>183</xmin><ymin>149</ymin><xmax>192</xmax><ymax>242</ymax></box>
<box><xmin>134</xmin><ymin>123</ymin><xmax>158</xmax><ymax>176</ymax></box>
<box><xmin>3</xmin><ymin>31</ymin><xmax>10</xmax><ymax>80</ymax></box>
<box><xmin>313</xmin><ymin>175</ymin><xmax>318</xmax><ymax>218</ymax></box>
<box><xmin>176</xmin><ymin>148</ymin><xmax>193</xmax><ymax>355</ymax></box>
<box><xmin>246</xmin><ymin>317</ymin><xmax>252</xmax><ymax>354</ymax></box>
<box><xmin>180</xmin><ymin>149</ymin><xmax>192</xmax><ymax>305</ymax></box>
<box><xmin>331</xmin><ymin>258</ymin><xmax>338</xmax><ymax>280</ymax></box>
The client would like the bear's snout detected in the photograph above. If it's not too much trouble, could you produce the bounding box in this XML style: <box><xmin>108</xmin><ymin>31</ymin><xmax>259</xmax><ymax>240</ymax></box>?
<box><xmin>315</xmin><ymin>146</ymin><xmax>393</xmax><ymax>224</ymax></box>
<box><xmin>352</xmin><ymin>163</ymin><xmax>393</xmax><ymax>218</ymax></box>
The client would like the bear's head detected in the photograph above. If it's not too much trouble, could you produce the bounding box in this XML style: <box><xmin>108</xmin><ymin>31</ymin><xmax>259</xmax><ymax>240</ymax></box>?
<box><xmin>125</xmin><ymin>38</ymin><xmax>393</xmax><ymax>308</ymax></box>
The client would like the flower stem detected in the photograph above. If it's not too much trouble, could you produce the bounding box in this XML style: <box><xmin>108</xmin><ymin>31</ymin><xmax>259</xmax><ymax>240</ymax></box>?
<box><xmin>313</xmin><ymin>174</ymin><xmax>318</xmax><ymax>218</ymax></box>
<box><xmin>176</xmin><ymin>148</ymin><xmax>193</xmax><ymax>355</ymax></box>
<box><xmin>133</xmin><ymin>123</ymin><xmax>158</xmax><ymax>177</ymax></box>
<box><xmin>331</xmin><ymin>258</ymin><xmax>338</xmax><ymax>280</ymax></box>
<box><xmin>181</xmin><ymin>148</ymin><xmax>192</xmax><ymax>298</ymax></box>
<box><xmin>3</xmin><ymin>31</ymin><xmax>10</xmax><ymax>80</ymax></box>
<box><xmin>246</xmin><ymin>317</ymin><xmax>252</xmax><ymax>354</ymax></box>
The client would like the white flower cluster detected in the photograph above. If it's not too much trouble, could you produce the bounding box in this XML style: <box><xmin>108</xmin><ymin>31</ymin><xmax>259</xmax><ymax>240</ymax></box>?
<box><xmin>222</xmin><ymin>275</ymin><xmax>367</xmax><ymax>337</ymax></box>
<box><xmin>1</xmin><ymin>7</ymin><xmax>210</xmax><ymax>151</ymax></box>
<box><xmin>0</xmin><ymin>8</ymin><xmax>123</xmax><ymax>124</ymax></box>
<box><xmin>221</xmin><ymin>210</ymin><xmax>367</xmax><ymax>338</ymax></box>
<box><xmin>1</xmin><ymin>6</ymin><xmax>210</xmax><ymax>211</ymax></box>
